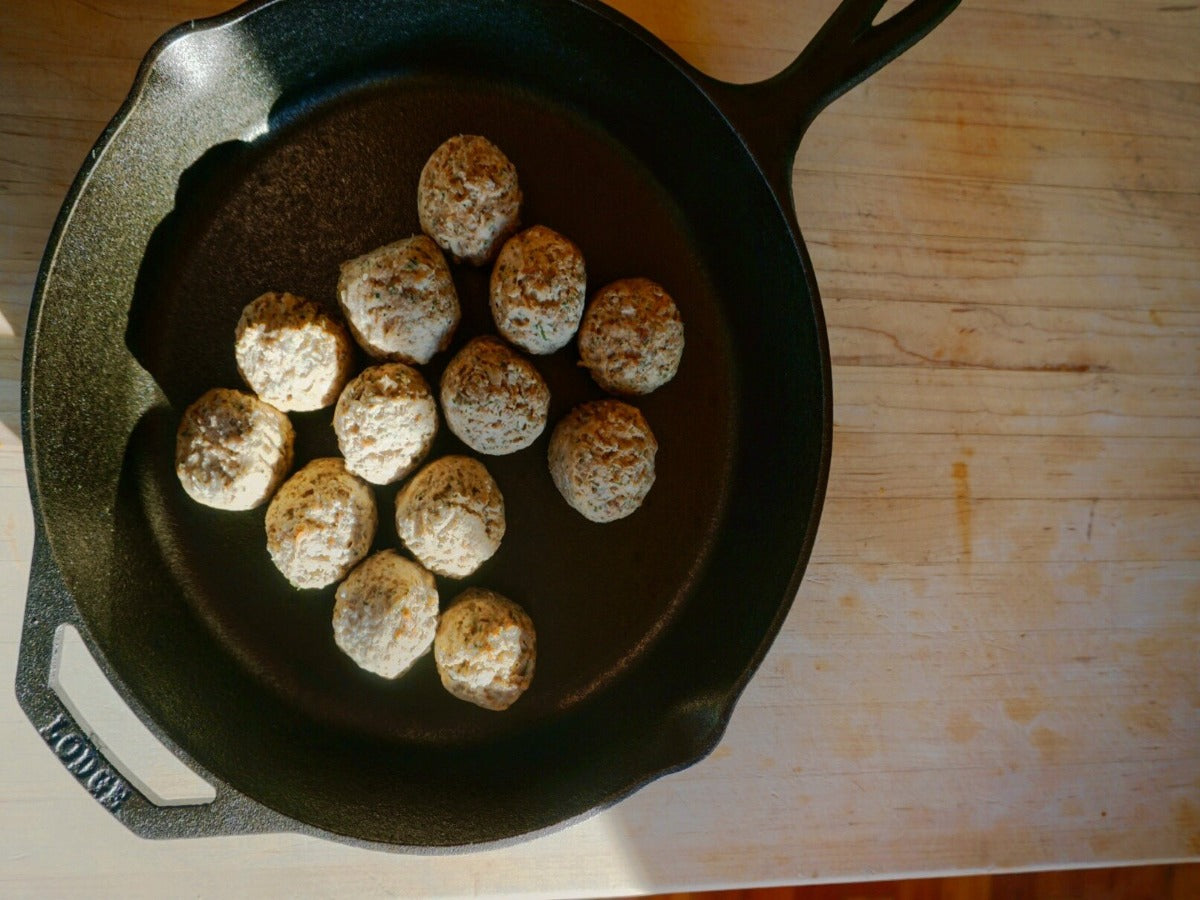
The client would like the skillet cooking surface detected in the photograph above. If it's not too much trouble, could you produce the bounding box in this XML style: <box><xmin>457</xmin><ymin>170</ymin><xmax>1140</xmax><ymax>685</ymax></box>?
<box><xmin>128</xmin><ymin>70</ymin><xmax>738</xmax><ymax>744</ymax></box>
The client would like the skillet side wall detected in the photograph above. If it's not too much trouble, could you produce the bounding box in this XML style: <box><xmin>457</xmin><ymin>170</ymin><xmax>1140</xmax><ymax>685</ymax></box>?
<box><xmin>22</xmin><ymin>0</ymin><xmax>826</xmax><ymax>846</ymax></box>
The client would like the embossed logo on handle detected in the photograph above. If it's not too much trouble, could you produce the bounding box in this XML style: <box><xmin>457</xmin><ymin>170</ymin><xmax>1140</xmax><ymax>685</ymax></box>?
<box><xmin>39</xmin><ymin>713</ymin><xmax>133</xmax><ymax>811</ymax></box>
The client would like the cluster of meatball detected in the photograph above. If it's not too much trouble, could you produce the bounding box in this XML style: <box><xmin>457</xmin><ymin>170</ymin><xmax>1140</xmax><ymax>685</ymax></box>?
<box><xmin>174</xmin><ymin>133</ymin><xmax>684</xmax><ymax>711</ymax></box>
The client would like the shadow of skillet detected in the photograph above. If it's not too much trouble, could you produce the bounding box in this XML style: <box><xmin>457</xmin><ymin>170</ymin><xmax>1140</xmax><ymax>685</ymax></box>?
<box><xmin>117</xmin><ymin>125</ymin><xmax>385</xmax><ymax>762</ymax></box>
<box><xmin>110</xmin><ymin>133</ymin><xmax>457</xmax><ymax>840</ymax></box>
<box><xmin>121</xmin><ymin>135</ymin><xmax>336</xmax><ymax>687</ymax></box>
<box><xmin>129</xmin><ymin>139</ymin><xmax>280</xmax><ymax>413</ymax></box>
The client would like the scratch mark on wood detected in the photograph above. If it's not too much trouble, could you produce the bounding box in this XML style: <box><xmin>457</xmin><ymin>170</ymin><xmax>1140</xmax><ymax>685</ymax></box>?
<box><xmin>952</xmin><ymin>459</ymin><xmax>972</xmax><ymax>562</ymax></box>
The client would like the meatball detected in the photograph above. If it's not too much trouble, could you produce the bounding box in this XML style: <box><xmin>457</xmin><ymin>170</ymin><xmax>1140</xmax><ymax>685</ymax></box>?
<box><xmin>334</xmin><ymin>362</ymin><xmax>438</xmax><ymax>485</ymax></box>
<box><xmin>578</xmin><ymin>278</ymin><xmax>684</xmax><ymax>395</ymax></box>
<box><xmin>418</xmin><ymin>134</ymin><xmax>522</xmax><ymax>266</ymax></box>
<box><xmin>332</xmin><ymin>550</ymin><xmax>439</xmax><ymax>679</ymax></box>
<box><xmin>234</xmin><ymin>291</ymin><xmax>354</xmax><ymax>412</ymax></box>
<box><xmin>489</xmin><ymin>225</ymin><xmax>586</xmax><ymax>355</ymax></box>
<box><xmin>548</xmin><ymin>399</ymin><xmax>657</xmax><ymax>523</ymax></box>
<box><xmin>265</xmin><ymin>458</ymin><xmax>377</xmax><ymax>589</ymax></box>
<box><xmin>175</xmin><ymin>387</ymin><xmax>294</xmax><ymax>511</ymax></box>
<box><xmin>394</xmin><ymin>456</ymin><xmax>505</xmax><ymax>579</ymax></box>
<box><xmin>434</xmin><ymin>588</ymin><xmax>536</xmax><ymax>711</ymax></box>
<box><xmin>440</xmin><ymin>335</ymin><xmax>550</xmax><ymax>455</ymax></box>
<box><xmin>337</xmin><ymin>234</ymin><xmax>460</xmax><ymax>364</ymax></box>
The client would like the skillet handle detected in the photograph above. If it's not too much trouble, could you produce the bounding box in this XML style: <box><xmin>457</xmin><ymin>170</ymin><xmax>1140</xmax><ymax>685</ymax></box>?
<box><xmin>14</xmin><ymin>530</ymin><xmax>286</xmax><ymax>839</ymax></box>
<box><xmin>14</xmin><ymin>536</ymin><xmax>138</xmax><ymax>815</ymax></box>
<box><xmin>707</xmin><ymin>0</ymin><xmax>961</xmax><ymax>195</ymax></box>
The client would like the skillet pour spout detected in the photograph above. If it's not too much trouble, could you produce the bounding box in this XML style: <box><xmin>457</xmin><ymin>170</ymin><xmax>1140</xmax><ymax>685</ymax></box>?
<box><xmin>17</xmin><ymin>0</ymin><xmax>959</xmax><ymax>848</ymax></box>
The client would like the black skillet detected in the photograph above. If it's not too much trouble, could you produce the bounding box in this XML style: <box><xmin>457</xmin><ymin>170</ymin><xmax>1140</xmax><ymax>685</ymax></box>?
<box><xmin>17</xmin><ymin>0</ymin><xmax>959</xmax><ymax>848</ymax></box>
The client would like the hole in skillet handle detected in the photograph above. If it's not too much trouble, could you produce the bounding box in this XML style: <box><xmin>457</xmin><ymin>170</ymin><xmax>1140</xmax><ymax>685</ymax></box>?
<box><xmin>49</xmin><ymin>624</ymin><xmax>216</xmax><ymax>808</ymax></box>
<box><xmin>14</xmin><ymin>532</ymin><xmax>212</xmax><ymax>815</ymax></box>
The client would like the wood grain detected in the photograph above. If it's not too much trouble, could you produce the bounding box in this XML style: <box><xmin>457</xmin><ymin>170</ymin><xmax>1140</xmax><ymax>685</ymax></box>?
<box><xmin>1</xmin><ymin>0</ymin><xmax>1197</xmax><ymax>896</ymax></box>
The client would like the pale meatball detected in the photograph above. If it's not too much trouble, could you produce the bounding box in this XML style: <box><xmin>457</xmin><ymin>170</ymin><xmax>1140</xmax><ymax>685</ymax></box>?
<box><xmin>394</xmin><ymin>456</ymin><xmax>505</xmax><ymax>578</ymax></box>
<box><xmin>418</xmin><ymin>135</ymin><xmax>522</xmax><ymax>266</ymax></box>
<box><xmin>434</xmin><ymin>588</ymin><xmax>535</xmax><ymax>711</ymax></box>
<box><xmin>337</xmin><ymin>234</ymin><xmax>460</xmax><ymax>364</ymax></box>
<box><xmin>334</xmin><ymin>363</ymin><xmax>438</xmax><ymax>485</ymax></box>
<box><xmin>440</xmin><ymin>335</ymin><xmax>550</xmax><ymax>455</ymax></box>
<box><xmin>332</xmin><ymin>550</ymin><xmax>439</xmax><ymax>679</ymax></box>
<box><xmin>548</xmin><ymin>400</ymin><xmax>657</xmax><ymax>523</ymax></box>
<box><xmin>265</xmin><ymin>458</ymin><xmax>377</xmax><ymax>589</ymax></box>
<box><xmin>489</xmin><ymin>225</ymin><xmax>586</xmax><ymax>355</ymax></box>
<box><xmin>234</xmin><ymin>291</ymin><xmax>354</xmax><ymax>411</ymax></box>
<box><xmin>175</xmin><ymin>388</ymin><xmax>294</xmax><ymax>511</ymax></box>
<box><xmin>578</xmin><ymin>278</ymin><xmax>685</xmax><ymax>395</ymax></box>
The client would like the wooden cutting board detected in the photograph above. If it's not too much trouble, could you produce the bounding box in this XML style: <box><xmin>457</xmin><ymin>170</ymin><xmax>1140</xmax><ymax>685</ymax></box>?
<box><xmin>0</xmin><ymin>0</ymin><xmax>1196</xmax><ymax>895</ymax></box>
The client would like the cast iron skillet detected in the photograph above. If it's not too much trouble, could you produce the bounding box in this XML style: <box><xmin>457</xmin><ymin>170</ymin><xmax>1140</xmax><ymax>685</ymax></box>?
<box><xmin>17</xmin><ymin>0</ymin><xmax>958</xmax><ymax>848</ymax></box>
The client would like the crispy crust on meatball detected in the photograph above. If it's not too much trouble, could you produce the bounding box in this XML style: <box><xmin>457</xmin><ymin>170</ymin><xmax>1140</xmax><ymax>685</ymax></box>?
<box><xmin>418</xmin><ymin>135</ymin><xmax>522</xmax><ymax>266</ymax></box>
<box><xmin>175</xmin><ymin>388</ymin><xmax>295</xmax><ymax>511</ymax></box>
<box><xmin>548</xmin><ymin>399</ymin><xmax>657</xmax><ymax>523</ymax></box>
<box><xmin>440</xmin><ymin>335</ymin><xmax>550</xmax><ymax>455</ymax></box>
<box><xmin>434</xmin><ymin>587</ymin><xmax>536</xmax><ymax>710</ymax></box>
<box><xmin>489</xmin><ymin>225</ymin><xmax>586</xmax><ymax>354</ymax></box>
<box><xmin>578</xmin><ymin>278</ymin><xmax>684</xmax><ymax>395</ymax></box>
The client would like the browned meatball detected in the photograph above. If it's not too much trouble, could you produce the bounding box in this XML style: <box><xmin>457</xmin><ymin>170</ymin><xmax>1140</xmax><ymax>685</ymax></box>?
<box><xmin>440</xmin><ymin>335</ymin><xmax>550</xmax><ymax>455</ymax></box>
<box><xmin>175</xmin><ymin>388</ymin><xmax>294</xmax><ymax>511</ymax></box>
<box><xmin>489</xmin><ymin>225</ymin><xmax>586</xmax><ymax>354</ymax></box>
<box><xmin>418</xmin><ymin>135</ymin><xmax>522</xmax><ymax>266</ymax></box>
<box><xmin>578</xmin><ymin>278</ymin><xmax>684</xmax><ymax>395</ymax></box>
<box><xmin>332</xmin><ymin>550</ymin><xmax>439</xmax><ymax>679</ymax></box>
<box><xmin>394</xmin><ymin>456</ymin><xmax>506</xmax><ymax>578</ymax></box>
<box><xmin>435</xmin><ymin>587</ymin><xmax>536</xmax><ymax>711</ymax></box>
<box><xmin>337</xmin><ymin>235</ymin><xmax>460</xmax><ymax>364</ymax></box>
<box><xmin>548</xmin><ymin>399</ymin><xmax>657</xmax><ymax>523</ymax></box>
<box><xmin>333</xmin><ymin>363</ymin><xmax>438</xmax><ymax>485</ymax></box>
<box><xmin>265</xmin><ymin>458</ymin><xmax>377</xmax><ymax>589</ymax></box>
<box><xmin>234</xmin><ymin>291</ymin><xmax>354</xmax><ymax>412</ymax></box>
